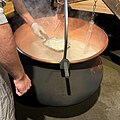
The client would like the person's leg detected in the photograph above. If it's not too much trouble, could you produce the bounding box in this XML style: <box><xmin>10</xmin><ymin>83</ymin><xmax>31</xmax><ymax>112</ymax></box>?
<box><xmin>0</xmin><ymin>66</ymin><xmax>16</xmax><ymax>120</ymax></box>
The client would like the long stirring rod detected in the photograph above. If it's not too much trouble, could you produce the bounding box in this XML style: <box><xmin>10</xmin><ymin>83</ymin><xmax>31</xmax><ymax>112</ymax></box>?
<box><xmin>63</xmin><ymin>0</ymin><xmax>68</xmax><ymax>59</ymax></box>
<box><xmin>60</xmin><ymin>0</ymin><xmax>71</xmax><ymax>95</ymax></box>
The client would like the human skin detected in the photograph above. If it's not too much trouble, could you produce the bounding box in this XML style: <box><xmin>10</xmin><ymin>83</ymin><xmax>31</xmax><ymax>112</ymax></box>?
<box><xmin>0</xmin><ymin>23</ymin><xmax>32</xmax><ymax>96</ymax></box>
<box><xmin>12</xmin><ymin>0</ymin><xmax>35</xmax><ymax>26</ymax></box>
<box><xmin>12</xmin><ymin>0</ymin><xmax>47</xmax><ymax>39</ymax></box>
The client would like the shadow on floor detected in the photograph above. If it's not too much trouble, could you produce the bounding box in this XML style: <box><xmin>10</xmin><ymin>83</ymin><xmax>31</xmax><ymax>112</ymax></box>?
<box><xmin>15</xmin><ymin>87</ymin><xmax>100</xmax><ymax>120</ymax></box>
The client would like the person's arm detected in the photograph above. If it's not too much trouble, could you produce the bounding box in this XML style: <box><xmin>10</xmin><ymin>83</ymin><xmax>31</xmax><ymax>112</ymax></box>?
<box><xmin>0</xmin><ymin>23</ymin><xmax>31</xmax><ymax>96</ymax></box>
<box><xmin>12</xmin><ymin>0</ymin><xmax>47</xmax><ymax>39</ymax></box>
<box><xmin>12</xmin><ymin>0</ymin><xmax>35</xmax><ymax>26</ymax></box>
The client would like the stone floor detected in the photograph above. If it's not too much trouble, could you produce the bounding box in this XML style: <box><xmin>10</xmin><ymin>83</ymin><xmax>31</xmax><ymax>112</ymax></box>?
<box><xmin>14</xmin><ymin>56</ymin><xmax>120</xmax><ymax>120</ymax></box>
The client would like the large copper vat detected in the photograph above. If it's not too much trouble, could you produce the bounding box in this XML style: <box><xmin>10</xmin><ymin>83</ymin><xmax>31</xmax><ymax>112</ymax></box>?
<box><xmin>14</xmin><ymin>17</ymin><xmax>108</xmax><ymax>106</ymax></box>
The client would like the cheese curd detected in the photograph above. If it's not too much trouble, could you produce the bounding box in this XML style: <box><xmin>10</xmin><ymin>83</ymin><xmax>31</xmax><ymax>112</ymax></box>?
<box><xmin>43</xmin><ymin>38</ymin><xmax>70</xmax><ymax>51</ymax></box>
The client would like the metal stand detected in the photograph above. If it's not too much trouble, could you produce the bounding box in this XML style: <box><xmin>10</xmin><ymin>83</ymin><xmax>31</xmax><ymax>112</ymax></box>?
<box><xmin>60</xmin><ymin>0</ymin><xmax>71</xmax><ymax>95</ymax></box>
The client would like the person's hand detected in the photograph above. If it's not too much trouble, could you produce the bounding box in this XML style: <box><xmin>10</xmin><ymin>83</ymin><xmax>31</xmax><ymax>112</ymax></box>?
<box><xmin>13</xmin><ymin>74</ymin><xmax>32</xmax><ymax>96</ymax></box>
<box><xmin>31</xmin><ymin>22</ymin><xmax>47</xmax><ymax>39</ymax></box>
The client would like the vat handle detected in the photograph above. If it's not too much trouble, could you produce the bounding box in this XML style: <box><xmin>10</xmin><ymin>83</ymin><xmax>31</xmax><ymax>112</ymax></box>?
<box><xmin>60</xmin><ymin>59</ymin><xmax>71</xmax><ymax>95</ymax></box>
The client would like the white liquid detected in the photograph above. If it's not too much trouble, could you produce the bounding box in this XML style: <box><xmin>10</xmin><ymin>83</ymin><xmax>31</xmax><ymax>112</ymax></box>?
<box><xmin>23</xmin><ymin>39</ymin><xmax>98</xmax><ymax>63</ymax></box>
<box><xmin>68</xmin><ymin>40</ymin><xmax>98</xmax><ymax>60</ymax></box>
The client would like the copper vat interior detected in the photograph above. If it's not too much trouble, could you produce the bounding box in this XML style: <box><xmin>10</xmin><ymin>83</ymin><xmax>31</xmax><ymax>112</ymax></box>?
<box><xmin>14</xmin><ymin>17</ymin><xmax>108</xmax><ymax>63</ymax></box>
